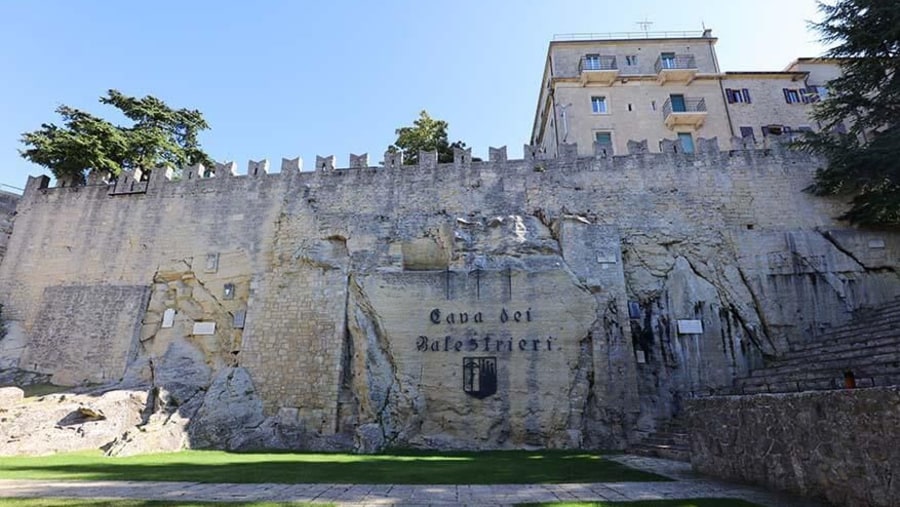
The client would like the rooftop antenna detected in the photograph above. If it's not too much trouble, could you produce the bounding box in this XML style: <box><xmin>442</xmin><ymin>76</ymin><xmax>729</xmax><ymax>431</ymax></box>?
<box><xmin>636</xmin><ymin>18</ymin><xmax>653</xmax><ymax>37</ymax></box>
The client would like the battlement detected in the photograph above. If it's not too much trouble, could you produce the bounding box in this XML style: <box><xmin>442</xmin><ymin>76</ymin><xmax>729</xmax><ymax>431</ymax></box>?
<box><xmin>24</xmin><ymin>135</ymin><xmax>818</xmax><ymax>200</ymax></box>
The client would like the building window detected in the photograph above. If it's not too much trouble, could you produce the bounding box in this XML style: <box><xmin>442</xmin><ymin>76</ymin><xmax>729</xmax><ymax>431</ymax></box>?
<box><xmin>812</xmin><ymin>85</ymin><xmax>828</xmax><ymax>100</ymax></box>
<box><xmin>762</xmin><ymin>125</ymin><xmax>784</xmax><ymax>136</ymax></box>
<box><xmin>625</xmin><ymin>55</ymin><xmax>638</xmax><ymax>66</ymax></box>
<box><xmin>584</xmin><ymin>54</ymin><xmax>601</xmax><ymax>70</ymax></box>
<box><xmin>591</xmin><ymin>96</ymin><xmax>608</xmax><ymax>114</ymax></box>
<box><xmin>783</xmin><ymin>88</ymin><xmax>804</xmax><ymax>104</ymax></box>
<box><xmin>660</xmin><ymin>52</ymin><xmax>676</xmax><ymax>69</ymax></box>
<box><xmin>739</xmin><ymin>126</ymin><xmax>755</xmax><ymax>140</ymax></box>
<box><xmin>595</xmin><ymin>132</ymin><xmax>613</xmax><ymax>155</ymax></box>
<box><xmin>726</xmin><ymin>88</ymin><xmax>752</xmax><ymax>104</ymax></box>
<box><xmin>669</xmin><ymin>94</ymin><xmax>686</xmax><ymax>112</ymax></box>
<box><xmin>678</xmin><ymin>133</ymin><xmax>694</xmax><ymax>153</ymax></box>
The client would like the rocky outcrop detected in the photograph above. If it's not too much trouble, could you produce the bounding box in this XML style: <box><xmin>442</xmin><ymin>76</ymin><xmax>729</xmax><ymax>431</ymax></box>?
<box><xmin>188</xmin><ymin>367</ymin><xmax>265</xmax><ymax>449</ymax></box>
<box><xmin>0</xmin><ymin>387</ymin><xmax>146</xmax><ymax>456</ymax></box>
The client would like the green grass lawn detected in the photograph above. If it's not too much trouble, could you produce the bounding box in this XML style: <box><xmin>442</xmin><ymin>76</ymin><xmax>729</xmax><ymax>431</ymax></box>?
<box><xmin>518</xmin><ymin>501</ymin><xmax>763</xmax><ymax>507</ymax></box>
<box><xmin>0</xmin><ymin>450</ymin><xmax>665</xmax><ymax>485</ymax></box>
<box><xmin>0</xmin><ymin>500</ymin><xmax>327</xmax><ymax>507</ymax></box>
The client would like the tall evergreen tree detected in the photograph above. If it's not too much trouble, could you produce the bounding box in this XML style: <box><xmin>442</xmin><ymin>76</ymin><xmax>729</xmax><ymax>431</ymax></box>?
<box><xmin>20</xmin><ymin>90</ymin><xmax>213</xmax><ymax>185</ymax></box>
<box><xmin>387</xmin><ymin>110</ymin><xmax>470</xmax><ymax>165</ymax></box>
<box><xmin>797</xmin><ymin>0</ymin><xmax>900</xmax><ymax>226</ymax></box>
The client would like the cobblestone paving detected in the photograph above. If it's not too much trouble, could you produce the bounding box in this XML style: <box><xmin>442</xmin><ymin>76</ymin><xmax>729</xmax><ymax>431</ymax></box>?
<box><xmin>0</xmin><ymin>455</ymin><xmax>825</xmax><ymax>506</ymax></box>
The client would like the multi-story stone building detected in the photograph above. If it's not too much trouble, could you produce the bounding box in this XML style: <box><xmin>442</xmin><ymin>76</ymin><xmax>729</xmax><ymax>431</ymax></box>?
<box><xmin>530</xmin><ymin>30</ymin><xmax>840</xmax><ymax>156</ymax></box>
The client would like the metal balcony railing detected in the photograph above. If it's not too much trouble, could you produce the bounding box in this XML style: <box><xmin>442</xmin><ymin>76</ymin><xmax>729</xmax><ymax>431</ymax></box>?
<box><xmin>662</xmin><ymin>97</ymin><xmax>706</xmax><ymax>118</ymax></box>
<box><xmin>579</xmin><ymin>55</ymin><xmax>617</xmax><ymax>73</ymax></box>
<box><xmin>654</xmin><ymin>54</ymin><xmax>697</xmax><ymax>73</ymax></box>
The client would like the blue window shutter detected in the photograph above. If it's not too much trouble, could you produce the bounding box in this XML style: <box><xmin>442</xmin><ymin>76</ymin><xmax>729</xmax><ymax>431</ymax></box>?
<box><xmin>783</xmin><ymin>88</ymin><xmax>791</xmax><ymax>103</ymax></box>
<box><xmin>742</xmin><ymin>89</ymin><xmax>751</xmax><ymax>103</ymax></box>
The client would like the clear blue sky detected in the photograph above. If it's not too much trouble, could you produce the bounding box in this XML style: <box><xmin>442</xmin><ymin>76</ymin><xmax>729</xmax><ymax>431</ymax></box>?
<box><xmin>0</xmin><ymin>0</ymin><xmax>827</xmax><ymax>188</ymax></box>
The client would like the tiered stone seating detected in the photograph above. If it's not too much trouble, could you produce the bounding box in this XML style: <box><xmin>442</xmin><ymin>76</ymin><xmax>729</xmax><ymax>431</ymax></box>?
<box><xmin>735</xmin><ymin>297</ymin><xmax>900</xmax><ymax>394</ymax></box>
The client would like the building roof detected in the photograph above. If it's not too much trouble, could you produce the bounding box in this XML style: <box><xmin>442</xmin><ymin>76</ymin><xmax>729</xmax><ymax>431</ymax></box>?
<box><xmin>550</xmin><ymin>30</ymin><xmax>714</xmax><ymax>43</ymax></box>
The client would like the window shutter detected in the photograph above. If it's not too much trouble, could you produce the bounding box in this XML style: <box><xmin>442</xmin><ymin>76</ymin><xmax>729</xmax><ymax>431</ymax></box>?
<box><xmin>801</xmin><ymin>90</ymin><xmax>810</xmax><ymax>104</ymax></box>
<box><xmin>742</xmin><ymin>89</ymin><xmax>751</xmax><ymax>103</ymax></box>
<box><xmin>725</xmin><ymin>89</ymin><xmax>734</xmax><ymax>103</ymax></box>
<box><xmin>783</xmin><ymin>88</ymin><xmax>791</xmax><ymax>103</ymax></box>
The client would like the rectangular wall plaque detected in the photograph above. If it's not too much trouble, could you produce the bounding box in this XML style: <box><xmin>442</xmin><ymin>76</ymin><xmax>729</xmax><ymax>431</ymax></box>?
<box><xmin>192</xmin><ymin>321</ymin><xmax>216</xmax><ymax>335</ymax></box>
<box><xmin>162</xmin><ymin>308</ymin><xmax>176</xmax><ymax>328</ymax></box>
<box><xmin>677</xmin><ymin>319</ymin><xmax>703</xmax><ymax>334</ymax></box>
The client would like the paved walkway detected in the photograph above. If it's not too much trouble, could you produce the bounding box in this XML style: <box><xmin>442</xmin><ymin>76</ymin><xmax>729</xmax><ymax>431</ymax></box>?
<box><xmin>0</xmin><ymin>455</ymin><xmax>824</xmax><ymax>506</ymax></box>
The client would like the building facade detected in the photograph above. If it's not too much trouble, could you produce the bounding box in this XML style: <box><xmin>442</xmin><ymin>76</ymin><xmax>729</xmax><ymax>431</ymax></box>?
<box><xmin>531</xmin><ymin>30</ymin><xmax>840</xmax><ymax>156</ymax></box>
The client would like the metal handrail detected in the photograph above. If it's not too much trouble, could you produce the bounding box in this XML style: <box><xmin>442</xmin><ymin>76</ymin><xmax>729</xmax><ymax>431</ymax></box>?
<box><xmin>578</xmin><ymin>55</ymin><xmax>618</xmax><ymax>73</ymax></box>
<box><xmin>554</xmin><ymin>31</ymin><xmax>707</xmax><ymax>41</ymax></box>
<box><xmin>662</xmin><ymin>97</ymin><xmax>706</xmax><ymax>118</ymax></box>
<box><xmin>654</xmin><ymin>54</ymin><xmax>697</xmax><ymax>73</ymax></box>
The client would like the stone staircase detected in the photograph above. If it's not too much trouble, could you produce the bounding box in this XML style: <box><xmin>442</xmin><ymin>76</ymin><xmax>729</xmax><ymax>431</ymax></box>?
<box><xmin>630</xmin><ymin>418</ymin><xmax>691</xmax><ymax>462</ymax></box>
<box><xmin>735</xmin><ymin>297</ymin><xmax>900</xmax><ymax>394</ymax></box>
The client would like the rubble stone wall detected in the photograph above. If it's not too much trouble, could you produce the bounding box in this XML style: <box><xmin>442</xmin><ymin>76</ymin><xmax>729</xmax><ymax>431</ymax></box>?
<box><xmin>687</xmin><ymin>388</ymin><xmax>900</xmax><ymax>507</ymax></box>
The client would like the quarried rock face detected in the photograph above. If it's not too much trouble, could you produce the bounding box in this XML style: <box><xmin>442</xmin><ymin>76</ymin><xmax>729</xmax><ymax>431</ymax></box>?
<box><xmin>0</xmin><ymin>150</ymin><xmax>897</xmax><ymax>455</ymax></box>
<box><xmin>348</xmin><ymin>268</ymin><xmax>597</xmax><ymax>450</ymax></box>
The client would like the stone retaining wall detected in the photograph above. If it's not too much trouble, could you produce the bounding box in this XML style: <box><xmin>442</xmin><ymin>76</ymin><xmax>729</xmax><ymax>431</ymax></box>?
<box><xmin>687</xmin><ymin>387</ymin><xmax>900</xmax><ymax>507</ymax></box>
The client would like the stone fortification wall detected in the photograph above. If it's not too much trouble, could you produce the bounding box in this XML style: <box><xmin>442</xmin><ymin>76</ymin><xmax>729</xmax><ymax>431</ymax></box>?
<box><xmin>0</xmin><ymin>190</ymin><xmax>18</xmax><ymax>265</ymax></box>
<box><xmin>0</xmin><ymin>140</ymin><xmax>897</xmax><ymax>452</ymax></box>
<box><xmin>687</xmin><ymin>388</ymin><xmax>900</xmax><ymax>507</ymax></box>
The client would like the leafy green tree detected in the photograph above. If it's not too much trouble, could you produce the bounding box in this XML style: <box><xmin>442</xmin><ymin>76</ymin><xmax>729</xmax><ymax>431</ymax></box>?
<box><xmin>20</xmin><ymin>90</ymin><xmax>213</xmax><ymax>185</ymax></box>
<box><xmin>387</xmin><ymin>110</ymin><xmax>471</xmax><ymax>164</ymax></box>
<box><xmin>798</xmin><ymin>0</ymin><xmax>900</xmax><ymax>226</ymax></box>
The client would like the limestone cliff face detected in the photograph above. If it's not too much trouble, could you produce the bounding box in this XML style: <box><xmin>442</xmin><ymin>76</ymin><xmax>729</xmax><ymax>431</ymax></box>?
<box><xmin>0</xmin><ymin>146</ymin><xmax>898</xmax><ymax>454</ymax></box>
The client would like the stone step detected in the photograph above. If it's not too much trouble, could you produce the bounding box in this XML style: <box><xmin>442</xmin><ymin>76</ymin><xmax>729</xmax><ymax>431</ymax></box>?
<box><xmin>779</xmin><ymin>334</ymin><xmax>900</xmax><ymax>363</ymax></box>
<box><xmin>739</xmin><ymin>362</ymin><xmax>900</xmax><ymax>390</ymax></box>
<box><xmin>735</xmin><ymin>373</ymin><xmax>900</xmax><ymax>394</ymax></box>
<box><xmin>640</xmin><ymin>435</ymin><xmax>690</xmax><ymax>447</ymax></box>
<box><xmin>816</xmin><ymin>317</ymin><xmax>900</xmax><ymax>342</ymax></box>
<box><xmin>750</xmin><ymin>350</ymin><xmax>900</xmax><ymax>379</ymax></box>
<box><xmin>630</xmin><ymin>443</ymin><xmax>691</xmax><ymax>462</ymax></box>
<box><xmin>764</xmin><ymin>341</ymin><xmax>900</xmax><ymax>371</ymax></box>
<box><xmin>795</xmin><ymin>318</ymin><xmax>900</xmax><ymax>352</ymax></box>
<box><xmin>814</xmin><ymin>304</ymin><xmax>900</xmax><ymax>335</ymax></box>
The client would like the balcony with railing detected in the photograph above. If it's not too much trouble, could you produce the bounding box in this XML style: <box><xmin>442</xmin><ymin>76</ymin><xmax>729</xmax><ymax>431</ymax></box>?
<box><xmin>655</xmin><ymin>54</ymin><xmax>698</xmax><ymax>84</ymax></box>
<box><xmin>578</xmin><ymin>55</ymin><xmax>619</xmax><ymax>86</ymax></box>
<box><xmin>662</xmin><ymin>97</ymin><xmax>707</xmax><ymax>129</ymax></box>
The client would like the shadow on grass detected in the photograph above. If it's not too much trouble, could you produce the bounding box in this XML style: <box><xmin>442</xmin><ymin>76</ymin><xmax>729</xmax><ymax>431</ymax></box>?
<box><xmin>0</xmin><ymin>500</ymin><xmax>325</xmax><ymax>507</ymax></box>
<box><xmin>0</xmin><ymin>450</ymin><xmax>668</xmax><ymax>485</ymax></box>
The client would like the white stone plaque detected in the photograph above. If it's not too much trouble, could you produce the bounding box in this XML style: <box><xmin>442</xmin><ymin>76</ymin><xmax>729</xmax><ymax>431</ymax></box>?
<box><xmin>868</xmin><ymin>239</ymin><xmax>886</xmax><ymax>249</ymax></box>
<box><xmin>192</xmin><ymin>321</ymin><xmax>216</xmax><ymax>335</ymax></box>
<box><xmin>677</xmin><ymin>319</ymin><xmax>703</xmax><ymax>334</ymax></box>
<box><xmin>597</xmin><ymin>253</ymin><xmax>617</xmax><ymax>264</ymax></box>
<box><xmin>161</xmin><ymin>308</ymin><xmax>176</xmax><ymax>328</ymax></box>
<box><xmin>635</xmin><ymin>350</ymin><xmax>646</xmax><ymax>364</ymax></box>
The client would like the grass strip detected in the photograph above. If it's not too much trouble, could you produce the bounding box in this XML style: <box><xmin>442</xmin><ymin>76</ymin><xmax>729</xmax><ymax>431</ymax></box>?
<box><xmin>0</xmin><ymin>450</ymin><xmax>665</xmax><ymax>484</ymax></box>
<box><xmin>517</xmin><ymin>500</ymin><xmax>763</xmax><ymax>507</ymax></box>
<box><xmin>0</xmin><ymin>500</ymin><xmax>325</xmax><ymax>506</ymax></box>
